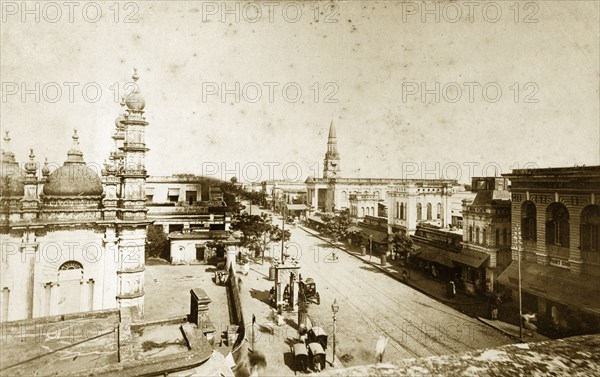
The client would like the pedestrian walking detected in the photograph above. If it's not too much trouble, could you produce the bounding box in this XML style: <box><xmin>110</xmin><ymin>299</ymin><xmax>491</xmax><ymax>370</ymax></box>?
<box><xmin>375</xmin><ymin>334</ymin><xmax>388</xmax><ymax>363</ymax></box>
<box><xmin>489</xmin><ymin>293</ymin><xmax>501</xmax><ymax>320</ymax></box>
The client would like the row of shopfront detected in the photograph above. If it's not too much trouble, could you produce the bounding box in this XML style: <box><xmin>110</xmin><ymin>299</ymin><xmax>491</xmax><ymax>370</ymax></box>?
<box><xmin>307</xmin><ymin>215</ymin><xmax>491</xmax><ymax>296</ymax></box>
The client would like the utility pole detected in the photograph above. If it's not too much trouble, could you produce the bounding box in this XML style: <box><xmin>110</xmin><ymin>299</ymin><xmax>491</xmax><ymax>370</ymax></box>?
<box><xmin>515</xmin><ymin>225</ymin><xmax>523</xmax><ymax>340</ymax></box>
<box><xmin>281</xmin><ymin>205</ymin><xmax>285</xmax><ymax>261</ymax></box>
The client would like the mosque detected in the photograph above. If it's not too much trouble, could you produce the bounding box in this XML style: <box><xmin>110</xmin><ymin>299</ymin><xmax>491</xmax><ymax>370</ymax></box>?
<box><xmin>0</xmin><ymin>70</ymin><xmax>150</xmax><ymax>321</ymax></box>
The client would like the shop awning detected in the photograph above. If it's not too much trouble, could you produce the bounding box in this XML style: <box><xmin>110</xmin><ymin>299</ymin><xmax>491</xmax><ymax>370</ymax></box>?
<box><xmin>358</xmin><ymin>227</ymin><xmax>389</xmax><ymax>243</ymax></box>
<box><xmin>347</xmin><ymin>225</ymin><xmax>362</xmax><ymax>233</ymax></box>
<box><xmin>307</xmin><ymin>216</ymin><xmax>326</xmax><ymax>224</ymax></box>
<box><xmin>497</xmin><ymin>261</ymin><xmax>600</xmax><ymax>316</ymax></box>
<box><xmin>450</xmin><ymin>249</ymin><xmax>489</xmax><ymax>268</ymax></box>
<box><xmin>286</xmin><ymin>204</ymin><xmax>307</xmax><ymax>211</ymax></box>
<box><xmin>411</xmin><ymin>243</ymin><xmax>454</xmax><ymax>268</ymax></box>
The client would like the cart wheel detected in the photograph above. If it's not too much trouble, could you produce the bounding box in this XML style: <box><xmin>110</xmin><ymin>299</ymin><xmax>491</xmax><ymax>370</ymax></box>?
<box><xmin>316</xmin><ymin>292</ymin><xmax>320</xmax><ymax>305</ymax></box>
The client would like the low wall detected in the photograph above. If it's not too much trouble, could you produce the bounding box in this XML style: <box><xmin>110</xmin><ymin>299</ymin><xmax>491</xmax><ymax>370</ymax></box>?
<box><xmin>225</xmin><ymin>266</ymin><xmax>249</xmax><ymax>375</ymax></box>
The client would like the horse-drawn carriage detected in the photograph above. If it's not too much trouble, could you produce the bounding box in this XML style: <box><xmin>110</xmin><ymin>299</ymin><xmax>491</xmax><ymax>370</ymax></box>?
<box><xmin>293</xmin><ymin>340</ymin><xmax>327</xmax><ymax>373</ymax></box>
<box><xmin>293</xmin><ymin>343</ymin><xmax>308</xmax><ymax>373</ymax></box>
<box><xmin>213</xmin><ymin>270</ymin><xmax>228</xmax><ymax>285</ymax></box>
<box><xmin>293</xmin><ymin>325</ymin><xmax>328</xmax><ymax>373</ymax></box>
<box><xmin>307</xmin><ymin>342</ymin><xmax>326</xmax><ymax>372</ymax></box>
<box><xmin>307</xmin><ymin>326</ymin><xmax>328</xmax><ymax>350</ymax></box>
<box><xmin>299</xmin><ymin>277</ymin><xmax>320</xmax><ymax>305</ymax></box>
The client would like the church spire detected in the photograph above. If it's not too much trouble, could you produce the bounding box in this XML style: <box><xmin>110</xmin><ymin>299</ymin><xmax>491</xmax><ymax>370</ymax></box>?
<box><xmin>323</xmin><ymin>119</ymin><xmax>340</xmax><ymax>178</ymax></box>
<box><xmin>328</xmin><ymin>119</ymin><xmax>336</xmax><ymax>139</ymax></box>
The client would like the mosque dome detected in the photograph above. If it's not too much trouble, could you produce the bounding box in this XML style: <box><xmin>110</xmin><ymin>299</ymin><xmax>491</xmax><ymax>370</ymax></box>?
<box><xmin>42</xmin><ymin>130</ymin><xmax>103</xmax><ymax>197</ymax></box>
<box><xmin>0</xmin><ymin>131</ymin><xmax>25</xmax><ymax>196</ymax></box>
<box><xmin>0</xmin><ymin>162</ymin><xmax>25</xmax><ymax>196</ymax></box>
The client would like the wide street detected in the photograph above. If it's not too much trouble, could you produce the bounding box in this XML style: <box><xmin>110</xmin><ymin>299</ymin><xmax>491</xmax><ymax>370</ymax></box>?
<box><xmin>247</xmin><ymin>209</ymin><xmax>514</xmax><ymax>368</ymax></box>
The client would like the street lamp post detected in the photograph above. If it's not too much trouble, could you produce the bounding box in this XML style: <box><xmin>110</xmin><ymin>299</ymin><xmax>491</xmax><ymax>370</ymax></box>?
<box><xmin>331</xmin><ymin>299</ymin><xmax>339</xmax><ymax>367</ymax></box>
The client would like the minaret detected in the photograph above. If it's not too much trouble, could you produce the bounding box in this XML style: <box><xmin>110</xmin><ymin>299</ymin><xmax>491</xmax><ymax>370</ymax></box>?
<box><xmin>21</xmin><ymin>148</ymin><xmax>39</xmax><ymax>220</ymax></box>
<box><xmin>323</xmin><ymin>120</ymin><xmax>340</xmax><ymax>178</ymax></box>
<box><xmin>115</xmin><ymin>69</ymin><xmax>150</xmax><ymax>318</ymax></box>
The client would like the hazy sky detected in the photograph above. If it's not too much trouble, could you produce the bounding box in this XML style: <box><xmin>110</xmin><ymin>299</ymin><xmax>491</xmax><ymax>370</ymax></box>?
<box><xmin>1</xmin><ymin>1</ymin><xmax>598</xmax><ymax>183</ymax></box>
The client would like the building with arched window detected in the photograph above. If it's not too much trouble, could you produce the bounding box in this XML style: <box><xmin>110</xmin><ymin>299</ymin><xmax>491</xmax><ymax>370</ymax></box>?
<box><xmin>306</xmin><ymin>121</ymin><xmax>460</xmax><ymax>219</ymax></box>
<box><xmin>0</xmin><ymin>71</ymin><xmax>149</xmax><ymax>322</ymax></box>
<box><xmin>386</xmin><ymin>182</ymin><xmax>457</xmax><ymax>238</ymax></box>
<box><xmin>499</xmin><ymin>166</ymin><xmax>600</xmax><ymax>337</ymax></box>
<box><xmin>461</xmin><ymin>177</ymin><xmax>512</xmax><ymax>294</ymax></box>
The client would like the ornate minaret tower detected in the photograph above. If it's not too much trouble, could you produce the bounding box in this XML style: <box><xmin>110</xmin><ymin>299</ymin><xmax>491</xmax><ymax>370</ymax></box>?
<box><xmin>115</xmin><ymin>69</ymin><xmax>150</xmax><ymax>318</ymax></box>
<box><xmin>21</xmin><ymin>149</ymin><xmax>39</xmax><ymax>220</ymax></box>
<box><xmin>323</xmin><ymin>120</ymin><xmax>340</xmax><ymax>178</ymax></box>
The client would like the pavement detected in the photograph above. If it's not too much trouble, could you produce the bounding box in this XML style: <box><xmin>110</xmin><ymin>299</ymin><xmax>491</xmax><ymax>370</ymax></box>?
<box><xmin>298</xmin><ymin>223</ymin><xmax>549</xmax><ymax>344</ymax></box>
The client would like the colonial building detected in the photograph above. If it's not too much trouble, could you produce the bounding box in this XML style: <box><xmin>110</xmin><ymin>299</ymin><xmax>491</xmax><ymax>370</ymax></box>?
<box><xmin>349</xmin><ymin>193</ymin><xmax>382</xmax><ymax>219</ymax></box>
<box><xmin>450</xmin><ymin>187</ymin><xmax>476</xmax><ymax>229</ymax></box>
<box><xmin>262</xmin><ymin>180</ymin><xmax>307</xmax><ymax>214</ymax></box>
<box><xmin>306</xmin><ymin>121</ymin><xmax>460</xmax><ymax>219</ymax></box>
<box><xmin>387</xmin><ymin>181</ymin><xmax>457</xmax><ymax>235</ymax></box>
<box><xmin>0</xmin><ymin>71</ymin><xmax>150</xmax><ymax>321</ymax></box>
<box><xmin>461</xmin><ymin>177</ymin><xmax>512</xmax><ymax>294</ymax></box>
<box><xmin>146</xmin><ymin>175</ymin><xmax>229</xmax><ymax>235</ymax></box>
<box><xmin>498</xmin><ymin>166</ymin><xmax>600</xmax><ymax>336</ymax></box>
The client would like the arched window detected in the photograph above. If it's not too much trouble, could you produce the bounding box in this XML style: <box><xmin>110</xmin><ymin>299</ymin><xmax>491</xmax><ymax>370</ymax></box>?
<box><xmin>372</xmin><ymin>207</ymin><xmax>376</xmax><ymax>216</ymax></box>
<box><xmin>417</xmin><ymin>203</ymin><xmax>422</xmax><ymax>221</ymax></box>
<box><xmin>396</xmin><ymin>202</ymin><xmax>400</xmax><ymax>219</ymax></box>
<box><xmin>581</xmin><ymin>205</ymin><xmax>600</xmax><ymax>252</ymax></box>
<box><xmin>400</xmin><ymin>203</ymin><xmax>405</xmax><ymax>220</ymax></box>
<box><xmin>59</xmin><ymin>261</ymin><xmax>83</xmax><ymax>270</ymax></box>
<box><xmin>360</xmin><ymin>207</ymin><xmax>365</xmax><ymax>217</ymax></box>
<box><xmin>546</xmin><ymin>203</ymin><xmax>570</xmax><ymax>247</ymax></box>
<box><xmin>469</xmin><ymin>226</ymin><xmax>474</xmax><ymax>242</ymax></box>
<box><xmin>342</xmin><ymin>191</ymin><xmax>347</xmax><ymax>201</ymax></box>
<box><xmin>57</xmin><ymin>261</ymin><xmax>85</xmax><ymax>315</ymax></box>
<box><xmin>436</xmin><ymin>203</ymin><xmax>442</xmax><ymax>219</ymax></box>
<box><xmin>495</xmin><ymin>229</ymin><xmax>500</xmax><ymax>245</ymax></box>
<box><xmin>374</xmin><ymin>191</ymin><xmax>380</xmax><ymax>199</ymax></box>
<box><xmin>426</xmin><ymin>203</ymin><xmax>432</xmax><ymax>220</ymax></box>
<box><xmin>475</xmin><ymin>227</ymin><xmax>480</xmax><ymax>244</ymax></box>
<box><xmin>521</xmin><ymin>201</ymin><xmax>537</xmax><ymax>241</ymax></box>
<box><xmin>483</xmin><ymin>228</ymin><xmax>487</xmax><ymax>245</ymax></box>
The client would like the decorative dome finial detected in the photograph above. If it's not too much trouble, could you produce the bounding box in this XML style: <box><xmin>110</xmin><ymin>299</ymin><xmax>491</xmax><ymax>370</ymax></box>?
<box><xmin>66</xmin><ymin>129</ymin><xmax>84</xmax><ymax>163</ymax></box>
<box><xmin>42</xmin><ymin>157</ymin><xmax>50</xmax><ymax>177</ymax></box>
<box><xmin>125</xmin><ymin>69</ymin><xmax>145</xmax><ymax>111</ymax></box>
<box><xmin>25</xmin><ymin>148</ymin><xmax>36</xmax><ymax>174</ymax></box>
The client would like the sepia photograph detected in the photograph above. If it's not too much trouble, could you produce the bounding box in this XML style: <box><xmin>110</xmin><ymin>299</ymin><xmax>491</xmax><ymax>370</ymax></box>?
<box><xmin>0</xmin><ymin>1</ymin><xmax>599</xmax><ymax>376</ymax></box>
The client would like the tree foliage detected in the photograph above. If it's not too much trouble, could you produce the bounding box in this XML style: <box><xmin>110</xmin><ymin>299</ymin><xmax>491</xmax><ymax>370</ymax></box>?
<box><xmin>146</xmin><ymin>224</ymin><xmax>170</xmax><ymax>260</ymax></box>
<box><xmin>392</xmin><ymin>232</ymin><xmax>414</xmax><ymax>255</ymax></box>
<box><xmin>321</xmin><ymin>211</ymin><xmax>354</xmax><ymax>242</ymax></box>
<box><xmin>220</xmin><ymin>182</ymin><xmax>268</xmax><ymax>211</ymax></box>
<box><xmin>231</xmin><ymin>213</ymin><xmax>290</xmax><ymax>254</ymax></box>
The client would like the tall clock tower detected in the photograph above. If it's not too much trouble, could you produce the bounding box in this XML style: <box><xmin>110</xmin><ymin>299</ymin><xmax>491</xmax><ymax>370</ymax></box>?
<box><xmin>323</xmin><ymin>120</ymin><xmax>341</xmax><ymax>178</ymax></box>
